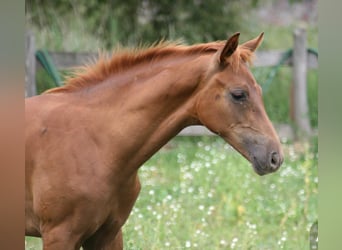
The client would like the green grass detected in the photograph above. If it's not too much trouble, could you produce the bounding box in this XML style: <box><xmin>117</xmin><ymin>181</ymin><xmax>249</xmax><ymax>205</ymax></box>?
<box><xmin>25</xmin><ymin>136</ymin><xmax>317</xmax><ymax>249</ymax></box>
<box><xmin>252</xmin><ymin>66</ymin><xmax>318</xmax><ymax>127</ymax></box>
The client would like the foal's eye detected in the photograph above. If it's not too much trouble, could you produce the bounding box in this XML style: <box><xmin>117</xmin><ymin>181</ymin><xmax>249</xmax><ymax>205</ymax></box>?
<box><xmin>230</xmin><ymin>90</ymin><xmax>247</xmax><ymax>102</ymax></box>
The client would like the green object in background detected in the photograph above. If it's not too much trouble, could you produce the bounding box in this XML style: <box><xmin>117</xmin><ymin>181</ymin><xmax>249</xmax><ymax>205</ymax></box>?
<box><xmin>262</xmin><ymin>48</ymin><xmax>318</xmax><ymax>93</ymax></box>
<box><xmin>35</xmin><ymin>49</ymin><xmax>62</xmax><ymax>87</ymax></box>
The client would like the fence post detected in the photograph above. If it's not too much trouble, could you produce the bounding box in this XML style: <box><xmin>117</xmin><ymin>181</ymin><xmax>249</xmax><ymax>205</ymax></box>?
<box><xmin>25</xmin><ymin>30</ymin><xmax>37</xmax><ymax>97</ymax></box>
<box><xmin>291</xmin><ymin>27</ymin><xmax>311</xmax><ymax>137</ymax></box>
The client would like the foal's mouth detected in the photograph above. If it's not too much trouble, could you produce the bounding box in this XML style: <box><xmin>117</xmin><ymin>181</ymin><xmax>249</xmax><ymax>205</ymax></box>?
<box><xmin>251</xmin><ymin>156</ymin><xmax>270</xmax><ymax>176</ymax></box>
<box><xmin>250</xmin><ymin>152</ymin><xmax>283</xmax><ymax>176</ymax></box>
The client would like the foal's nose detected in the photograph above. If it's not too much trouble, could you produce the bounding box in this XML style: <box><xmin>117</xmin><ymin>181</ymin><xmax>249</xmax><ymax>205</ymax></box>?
<box><xmin>269</xmin><ymin>151</ymin><xmax>283</xmax><ymax>170</ymax></box>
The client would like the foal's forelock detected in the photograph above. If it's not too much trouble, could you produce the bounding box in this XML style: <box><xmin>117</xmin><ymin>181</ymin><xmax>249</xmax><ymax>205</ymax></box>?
<box><xmin>227</xmin><ymin>47</ymin><xmax>255</xmax><ymax>73</ymax></box>
<box><xmin>44</xmin><ymin>42</ymin><xmax>255</xmax><ymax>94</ymax></box>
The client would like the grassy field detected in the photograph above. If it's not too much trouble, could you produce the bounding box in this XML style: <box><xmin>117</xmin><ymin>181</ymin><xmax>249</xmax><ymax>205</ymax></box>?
<box><xmin>25</xmin><ymin>136</ymin><xmax>317</xmax><ymax>250</ymax></box>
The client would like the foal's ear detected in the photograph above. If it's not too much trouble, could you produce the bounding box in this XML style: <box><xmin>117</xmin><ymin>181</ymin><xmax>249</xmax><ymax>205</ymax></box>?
<box><xmin>219</xmin><ymin>32</ymin><xmax>240</xmax><ymax>65</ymax></box>
<box><xmin>241</xmin><ymin>32</ymin><xmax>264</xmax><ymax>52</ymax></box>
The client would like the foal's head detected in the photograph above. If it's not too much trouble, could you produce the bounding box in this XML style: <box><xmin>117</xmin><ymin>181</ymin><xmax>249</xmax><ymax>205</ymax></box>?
<box><xmin>196</xmin><ymin>33</ymin><xmax>283</xmax><ymax>175</ymax></box>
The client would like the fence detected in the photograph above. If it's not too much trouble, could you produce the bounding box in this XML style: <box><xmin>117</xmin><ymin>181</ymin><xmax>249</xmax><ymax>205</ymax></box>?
<box><xmin>25</xmin><ymin>28</ymin><xmax>317</xmax><ymax>138</ymax></box>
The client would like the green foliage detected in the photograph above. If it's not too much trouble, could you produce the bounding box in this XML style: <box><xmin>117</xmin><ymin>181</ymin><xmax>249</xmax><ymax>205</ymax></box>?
<box><xmin>35</xmin><ymin>69</ymin><xmax>71</xmax><ymax>94</ymax></box>
<box><xmin>25</xmin><ymin>136</ymin><xmax>317</xmax><ymax>249</ymax></box>
<box><xmin>26</xmin><ymin>0</ymin><xmax>255</xmax><ymax>48</ymax></box>
<box><xmin>35</xmin><ymin>69</ymin><xmax>55</xmax><ymax>94</ymax></box>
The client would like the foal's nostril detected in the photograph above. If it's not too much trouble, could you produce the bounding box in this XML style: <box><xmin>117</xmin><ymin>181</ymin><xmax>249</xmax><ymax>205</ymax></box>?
<box><xmin>270</xmin><ymin>151</ymin><xmax>280</xmax><ymax>169</ymax></box>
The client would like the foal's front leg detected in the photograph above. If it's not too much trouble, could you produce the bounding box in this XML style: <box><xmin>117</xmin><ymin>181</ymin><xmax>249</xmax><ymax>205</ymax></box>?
<box><xmin>112</xmin><ymin>230</ymin><xmax>123</xmax><ymax>250</ymax></box>
<box><xmin>82</xmin><ymin>173</ymin><xmax>141</xmax><ymax>250</ymax></box>
<box><xmin>82</xmin><ymin>228</ymin><xmax>123</xmax><ymax>250</ymax></box>
<box><xmin>41</xmin><ymin>222</ymin><xmax>83</xmax><ymax>250</ymax></box>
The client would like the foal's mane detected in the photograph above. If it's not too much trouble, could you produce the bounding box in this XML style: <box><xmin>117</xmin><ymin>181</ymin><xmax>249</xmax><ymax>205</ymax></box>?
<box><xmin>45</xmin><ymin>41</ymin><xmax>254</xmax><ymax>94</ymax></box>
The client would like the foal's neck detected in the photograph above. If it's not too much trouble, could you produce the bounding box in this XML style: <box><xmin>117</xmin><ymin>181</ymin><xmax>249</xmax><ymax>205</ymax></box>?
<box><xmin>85</xmin><ymin>53</ymin><xmax>211</xmax><ymax>173</ymax></box>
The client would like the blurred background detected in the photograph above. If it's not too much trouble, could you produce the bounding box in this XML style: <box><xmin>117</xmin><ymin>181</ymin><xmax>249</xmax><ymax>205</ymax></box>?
<box><xmin>25</xmin><ymin>0</ymin><xmax>318</xmax><ymax>249</ymax></box>
<box><xmin>26</xmin><ymin>0</ymin><xmax>317</xmax><ymax>49</ymax></box>
<box><xmin>25</xmin><ymin>0</ymin><xmax>318</xmax><ymax>130</ymax></box>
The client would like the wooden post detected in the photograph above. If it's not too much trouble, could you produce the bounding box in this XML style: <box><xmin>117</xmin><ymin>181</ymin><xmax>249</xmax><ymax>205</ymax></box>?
<box><xmin>25</xmin><ymin>31</ymin><xmax>37</xmax><ymax>97</ymax></box>
<box><xmin>292</xmin><ymin>27</ymin><xmax>311</xmax><ymax>137</ymax></box>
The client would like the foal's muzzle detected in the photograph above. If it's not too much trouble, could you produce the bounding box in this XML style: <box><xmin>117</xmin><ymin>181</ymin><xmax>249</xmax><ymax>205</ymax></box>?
<box><xmin>251</xmin><ymin>149</ymin><xmax>284</xmax><ymax>176</ymax></box>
